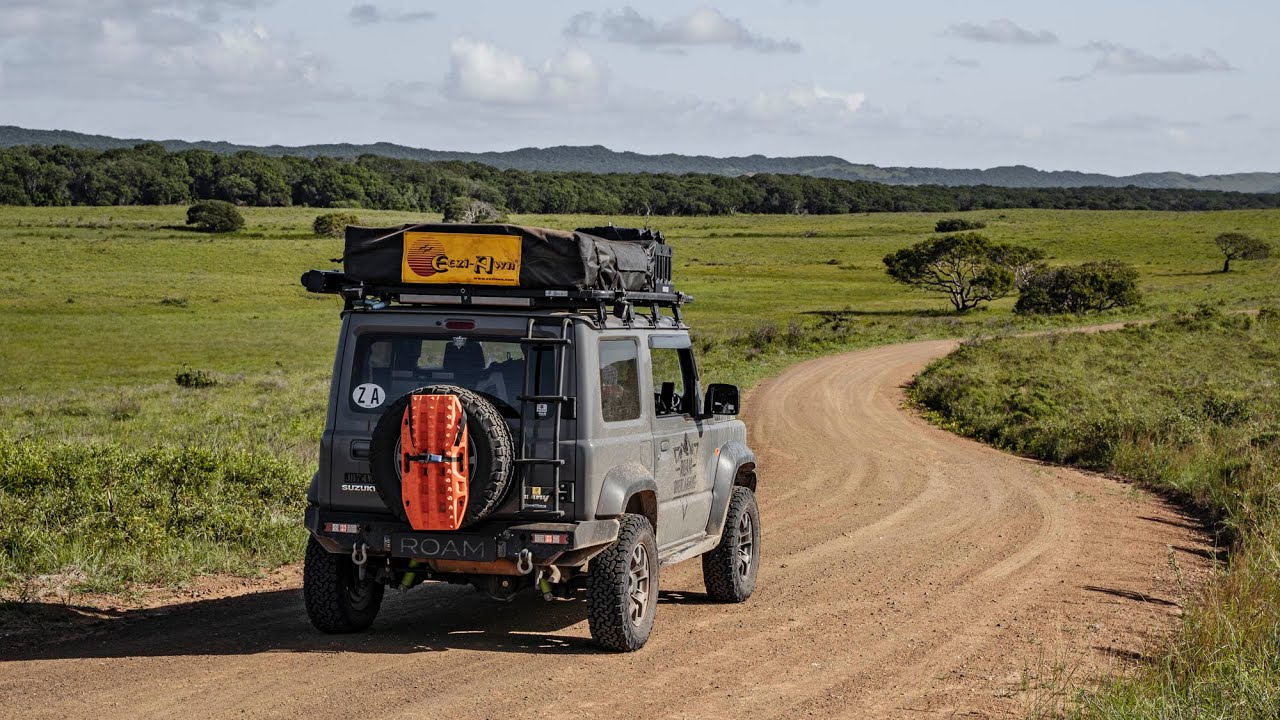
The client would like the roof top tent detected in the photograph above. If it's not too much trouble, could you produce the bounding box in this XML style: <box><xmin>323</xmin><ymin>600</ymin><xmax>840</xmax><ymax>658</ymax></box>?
<box><xmin>301</xmin><ymin>223</ymin><xmax>687</xmax><ymax>324</ymax></box>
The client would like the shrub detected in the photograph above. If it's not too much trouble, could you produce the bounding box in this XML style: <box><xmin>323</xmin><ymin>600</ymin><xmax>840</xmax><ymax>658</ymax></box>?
<box><xmin>1014</xmin><ymin>261</ymin><xmax>1141</xmax><ymax>315</ymax></box>
<box><xmin>935</xmin><ymin>217</ymin><xmax>987</xmax><ymax>233</ymax></box>
<box><xmin>175</xmin><ymin>368</ymin><xmax>217</xmax><ymax>388</ymax></box>
<box><xmin>313</xmin><ymin>212</ymin><xmax>360</xmax><ymax>238</ymax></box>
<box><xmin>185</xmin><ymin>200</ymin><xmax>245</xmax><ymax>233</ymax></box>
<box><xmin>442</xmin><ymin>197</ymin><xmax>507</xmax><ymax>223</ymax></box>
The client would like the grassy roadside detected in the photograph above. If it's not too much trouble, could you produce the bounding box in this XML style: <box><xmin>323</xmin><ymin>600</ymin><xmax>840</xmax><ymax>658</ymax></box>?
<box><xmin>909</xmin><ymin>307</ymin><xmax>1280</xmax><ymax>719</ymax></box>
<box><xmin>2</xmin><ymin>206</ymin><xmax>1278</xmax><ymax>596</ymax></box>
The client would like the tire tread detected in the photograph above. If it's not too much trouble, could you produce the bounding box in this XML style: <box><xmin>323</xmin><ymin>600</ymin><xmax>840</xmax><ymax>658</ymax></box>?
<box><xmin>701</xmin><ymin>487</ymin><xmax>760</xmax><ymax>603</ymax></box>
<box><xmin>587</xmin><ymin>514</ymin><xmax>658</xmax><ymax>651</ymax></box>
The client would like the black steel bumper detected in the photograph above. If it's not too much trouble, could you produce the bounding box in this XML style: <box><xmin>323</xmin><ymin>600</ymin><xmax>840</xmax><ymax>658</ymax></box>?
<box><xmin>305</xmin><ymin>505</ymin><xmax>620</xmax><ymax>568</ymax></box>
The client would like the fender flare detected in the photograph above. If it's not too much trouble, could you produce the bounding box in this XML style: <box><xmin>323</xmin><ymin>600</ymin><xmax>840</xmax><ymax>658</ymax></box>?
<box><xmin>595</xmin><ymin>462</ymin><xmax>659</xmax><ymax>530</ymax></box>
<box><xmin>307</xmin><ymin>471</ymin><xmax>322</xmax><ymax>505</ymax></box>
<box><xmin>704</xmin><ymin>440</ymin><xmax>757</xmax><ymax>536</ymax></box>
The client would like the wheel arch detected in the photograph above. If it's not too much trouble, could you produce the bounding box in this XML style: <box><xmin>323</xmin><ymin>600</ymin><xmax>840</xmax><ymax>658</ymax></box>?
<box><xmin>595</xmin><ymin>462</ymin><xmax>659</xmax><ymax>534</ymax></box>
<box><xmin>704</xmin><ymin>441</ymin><xmax>757</xmax><ymax>536</ymax></box>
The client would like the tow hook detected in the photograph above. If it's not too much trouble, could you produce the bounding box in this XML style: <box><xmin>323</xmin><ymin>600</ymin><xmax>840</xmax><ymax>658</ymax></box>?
<box><xmin>515</xmin><ymin>548</ymin><xmax>534</xmax><ymax>575</ymax></box>
<box><xmin>351</xmin><ymin>542</ymin><xmax>369</xmax><ymax>581</ymax></box>
<box><xmin>536</xmin><ymin>567</ymin><xmax>563</xmax><ymax>601</ymax></box>
<box><xmin>400</xmin><ymin>559</ymin><xmax>421</xmax><ymax>590</ymax></box>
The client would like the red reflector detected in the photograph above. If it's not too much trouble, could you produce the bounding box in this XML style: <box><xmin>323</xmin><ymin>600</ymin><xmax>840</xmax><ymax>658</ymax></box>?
<box><xmin>324</xmin><ymin>522</ymin><xmax>360</xmax><ymax>534</ymax></box>
<box><xmin>445</xmin><ymin>320</ymin><xmax>475</xmax><ymax>330</ymax></box>
<box><xmin>531</xmin><ymin>533</ymin><xmax>569</xmax><ymax>545</ymax></box>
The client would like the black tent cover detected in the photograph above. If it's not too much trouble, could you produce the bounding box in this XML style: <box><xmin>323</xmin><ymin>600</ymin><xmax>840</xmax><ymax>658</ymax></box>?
<box><xmin>342</xmin><ymin>223</ymin><xmax>671</xmax><ymax>293</ymax></box>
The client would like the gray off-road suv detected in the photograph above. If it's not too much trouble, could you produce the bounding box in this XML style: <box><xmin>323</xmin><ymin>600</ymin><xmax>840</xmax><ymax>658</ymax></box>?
<box><xmin>300</xmin><ymin>223</ymin><xmax>760</xmax><ymax>651</ymax></box>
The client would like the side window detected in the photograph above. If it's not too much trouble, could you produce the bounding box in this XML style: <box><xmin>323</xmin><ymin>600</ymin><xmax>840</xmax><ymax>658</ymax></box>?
<box><xmin>651</xmin><ymin>347</ymin><xmax>694</xmax><ymax>417</ymax></box>
<box><xmin>599</xmin><ymin>339</ymin><xmax>641</xmax><ymax>422</ymax></box>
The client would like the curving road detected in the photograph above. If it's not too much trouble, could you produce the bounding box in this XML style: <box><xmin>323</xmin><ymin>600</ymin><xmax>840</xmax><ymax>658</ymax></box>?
<box><xmin>0</xmin><ymin>339</ymin><xmax>1211</xmax><ymax>719</ymax></box>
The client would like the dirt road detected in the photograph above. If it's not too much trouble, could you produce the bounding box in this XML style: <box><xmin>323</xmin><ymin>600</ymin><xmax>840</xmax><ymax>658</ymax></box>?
<box><xmin>1</xmin><ymin>339</ymin><xmax>1212</xmax><ymax>719</ymax></box>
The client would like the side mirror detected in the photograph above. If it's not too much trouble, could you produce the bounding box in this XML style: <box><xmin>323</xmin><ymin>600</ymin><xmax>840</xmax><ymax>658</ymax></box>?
<box><xmin>704</xmin><ymin>383</ymin><xmax>740</xmax><ymax>417</ymax></box>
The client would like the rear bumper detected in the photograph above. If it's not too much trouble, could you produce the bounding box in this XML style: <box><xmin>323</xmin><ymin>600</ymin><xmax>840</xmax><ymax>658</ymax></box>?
<box><xmin>306</xmin><ymin>505</ymin><xmax>619</xmax><ymax>568</ymax></box>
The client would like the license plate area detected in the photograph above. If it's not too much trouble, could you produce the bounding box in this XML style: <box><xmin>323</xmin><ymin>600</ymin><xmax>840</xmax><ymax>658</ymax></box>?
<box><xmin>392</xmin><ymin>533</ymin><xmax>497</xmax><ymax>562</ymax></box>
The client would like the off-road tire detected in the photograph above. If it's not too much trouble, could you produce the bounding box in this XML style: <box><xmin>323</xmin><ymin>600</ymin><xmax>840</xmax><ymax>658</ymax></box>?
<box><xmin>370</xmin><ymin>384</ymin><xmax>514</xmax><ymax>528</ymax></box>
<box><xmin>702</xmin><ymin>487</ymin><xmax>760</xmax><ymax>603</ymax></box>
<box><xmin>303</xmin><ymin>537</ymin><xmax>384</xmax><ymax>633</ymax></box>
<box><xmin>587</xmin><ymin>514</ymin><xmax>659</xmax><ymax>652</ymax></box>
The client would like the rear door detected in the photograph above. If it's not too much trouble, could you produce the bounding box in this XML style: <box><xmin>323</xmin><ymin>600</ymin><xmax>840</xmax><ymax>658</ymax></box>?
<box><xmin>328</xmin><ymin>313</ymin><xmax>532</xmax><ymax>512</ymax></box>
<box><xmin>647</xmin><ymin>334</ymin><xmax>710</xmax><ymax>546</ymax></box>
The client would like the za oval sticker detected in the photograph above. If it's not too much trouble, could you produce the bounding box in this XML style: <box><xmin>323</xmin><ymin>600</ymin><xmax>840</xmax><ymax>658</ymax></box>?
<box><xmin>352</xmin><ymin>383</ymin><xmax>385</xmax><ymax>409</ymax></box>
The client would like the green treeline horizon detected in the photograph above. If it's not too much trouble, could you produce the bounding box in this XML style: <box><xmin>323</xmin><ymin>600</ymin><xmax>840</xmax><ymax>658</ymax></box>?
<box><xmin>3</xmin><ymin>142</ymin><xmax>1280</xmax><ymax>215</ymax></box>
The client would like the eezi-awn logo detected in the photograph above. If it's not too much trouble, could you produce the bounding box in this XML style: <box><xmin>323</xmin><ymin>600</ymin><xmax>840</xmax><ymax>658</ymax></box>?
<box><xmin>400</xmin><ymin>232</ymin><xmax>522</xmax><ymax>286</ymax></box>
<box><xmin>405</xmin><ymin>239</ymin><xmax>515</xmax><ymax>278</ymax></box>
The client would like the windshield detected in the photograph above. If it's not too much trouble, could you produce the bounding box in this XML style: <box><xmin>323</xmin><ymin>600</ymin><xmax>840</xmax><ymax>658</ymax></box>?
<box><xmin>348</xmin><ymin>334</ymin><xmax>548</xmax><ymax>415</ymax></box>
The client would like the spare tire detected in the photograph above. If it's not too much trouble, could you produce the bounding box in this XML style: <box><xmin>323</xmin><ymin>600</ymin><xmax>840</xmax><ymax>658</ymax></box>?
<box><xmin>370</xmin><ymin>385</ymin><xmax>515</xmax><ymax>528</ymax></box>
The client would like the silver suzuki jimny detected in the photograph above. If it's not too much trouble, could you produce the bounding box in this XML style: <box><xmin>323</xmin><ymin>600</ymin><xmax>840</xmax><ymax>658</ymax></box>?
<box><xmin>300</xmin><ymin>223</ymin><xmax>759</xmax><ymax>651</ymax></box>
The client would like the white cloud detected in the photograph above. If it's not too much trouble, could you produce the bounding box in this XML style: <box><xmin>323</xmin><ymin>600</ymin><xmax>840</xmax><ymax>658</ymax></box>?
<box><xmin>565</xmin><ymin>6</ymin><xmax>801</xmax><ymax>53</ymax></box>
<box><xmin>348</xmin><ymin>4</ymin><xmax>435</xmax><ymax>26</ymax></box>
<box><xmin>1074</xmin><ymin>113</ymin><xmax>1166</xmax><ymax>132</ymax></box>
<box><xmin>444</xmin><ymin>38</ymin><xmax>604</xmax><ymax>106</ymax></box>
<box><xmin>743</xmin><ymin>84</ymin><xmax>866</xmax><ymax>119</ymax></box>
<box><xmin>946</xmin><ymin>19</ymin><xmax>1057</xmax><ymax>46</ymax></box>
<box><xmin>0</xmin><ymin>1</ymin><xmax>335</xmax><ymax>105</ymax></box>
<box><xmin>946</xmin><ymin>55</ymin><xmax>981</xmax><ymax>69</ymax></box>
<box><xmin>1072</xmin><ymin>114</ymin><xmax>1201</xmax><ymax>145</ymax></box>
<box><xmin>1080</xmin><ymin>41</ymin><xmax>1234</xmax><ymax>76</ymax></box>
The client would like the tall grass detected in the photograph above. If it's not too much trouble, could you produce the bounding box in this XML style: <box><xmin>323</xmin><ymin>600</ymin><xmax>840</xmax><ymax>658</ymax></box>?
<box><xmin>0</xmin><ymin>436</ymin><xmax>308</xmax><ymax>595</ymax></box>
<box><xmin>910</xmin><ymin>307</ymin><xmax>1280</xmax><ymax>719</ymax></box>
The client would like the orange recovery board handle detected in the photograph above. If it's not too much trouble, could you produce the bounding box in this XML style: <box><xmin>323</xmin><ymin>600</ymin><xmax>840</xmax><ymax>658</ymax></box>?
<box><xmin>399</xmin><ymin>394</ymin><xmax>469</xmax><ymax>531</ymax></box>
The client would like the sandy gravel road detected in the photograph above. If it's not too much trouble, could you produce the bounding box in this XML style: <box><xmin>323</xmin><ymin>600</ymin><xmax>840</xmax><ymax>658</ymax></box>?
<box><xmin>0</xmin><ymin>339</ymin><xmax>1212</xmax><ymax>719</ymax></box>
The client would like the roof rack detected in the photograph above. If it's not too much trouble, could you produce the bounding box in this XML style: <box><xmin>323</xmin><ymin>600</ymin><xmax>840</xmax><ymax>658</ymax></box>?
<box><xmin>300</xmin><ymin>270</ymin><xmax>692</xmax><ymax>324</ymax></box>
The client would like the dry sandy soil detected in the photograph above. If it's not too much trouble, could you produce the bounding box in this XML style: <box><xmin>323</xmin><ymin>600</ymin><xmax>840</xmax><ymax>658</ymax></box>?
<box><xmin>0</xmin><ymin>339</ymin><xmax>1214</xmax><ymax>719</ymax></box>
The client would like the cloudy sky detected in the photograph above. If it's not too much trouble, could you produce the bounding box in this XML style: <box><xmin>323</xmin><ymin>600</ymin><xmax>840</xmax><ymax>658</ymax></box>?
<box><xmin>0</xmin><ymin>0</ymin><xmax>1274</xmax><ymax>175</ymax></box>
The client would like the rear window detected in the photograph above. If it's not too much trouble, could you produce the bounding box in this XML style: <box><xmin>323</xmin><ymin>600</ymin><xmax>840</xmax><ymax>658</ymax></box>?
<box><xmin>348</xmin><ymin>334</ymin><xmax>546</xmax><ymax>414</ymax></box>
<box><xmin>599</xmin><ymin>339</ymin><xmax>641</xmax><ymax>422</ymax></box>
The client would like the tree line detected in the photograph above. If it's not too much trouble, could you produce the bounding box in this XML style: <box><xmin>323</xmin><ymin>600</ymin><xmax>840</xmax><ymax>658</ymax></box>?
<box><xmin>3</xmin><ymin>142</ymin><xmax>1280</xmax><ymax>215</ymax></box>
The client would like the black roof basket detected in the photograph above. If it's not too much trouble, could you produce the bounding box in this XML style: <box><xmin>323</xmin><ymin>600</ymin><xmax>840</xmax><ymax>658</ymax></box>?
<box><xmin>300</xmin><ymin>270</ymin><xmax>691</xmax><ymax>324</ymax></box>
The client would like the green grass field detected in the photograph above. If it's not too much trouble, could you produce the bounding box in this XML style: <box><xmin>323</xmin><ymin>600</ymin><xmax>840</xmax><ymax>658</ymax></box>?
<box><xmin>0</xmin><ymin>205</ymin><xmax>1277</xmax><ymax>594</ymax></box>
<box><xmin>2</xmin><ymin>206</ymin><xmax>1277</xmax><ymax>459</ymax></box>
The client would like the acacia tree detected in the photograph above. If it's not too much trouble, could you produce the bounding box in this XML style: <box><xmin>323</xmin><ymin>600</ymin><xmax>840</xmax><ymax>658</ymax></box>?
<box><xmin>989</xmin><ymin>243</ymin><xmax>1047</xmax><ymax>288</ymax></box>
<box><xmin>883</xmin><ymin>233</ymin><xmax>1033</xmax><ymax>312</ymax></box>
<box><xmin>1215</xmin><ymin>232</ymin><xmax>1271</xmax><ymax>272</ymax></box>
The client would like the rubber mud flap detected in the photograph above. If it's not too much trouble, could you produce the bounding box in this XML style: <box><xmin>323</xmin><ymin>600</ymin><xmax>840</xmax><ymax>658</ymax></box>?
<box><xmin>371</xmin><ymin>385</ymin><xmax>514</xmax><ymax>528</ymax></box>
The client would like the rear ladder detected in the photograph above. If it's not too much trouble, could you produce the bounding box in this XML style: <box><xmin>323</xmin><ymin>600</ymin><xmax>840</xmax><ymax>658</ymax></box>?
<box><xmin>515</xmin><ymin>318</ymin><xmax>574</xmax><ymax>516</ymax></box>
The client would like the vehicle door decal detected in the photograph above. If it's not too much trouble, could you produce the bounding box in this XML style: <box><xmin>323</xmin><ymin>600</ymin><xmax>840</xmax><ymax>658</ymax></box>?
<box><xmin>352</xmin><ymin>382</ymin><xmax>385</xmax><ymax>408</ymax></box>
<box><xmin>672</xmin><ymin>433</ymin><xmax>700</xmax><ymax>495</ymax></box>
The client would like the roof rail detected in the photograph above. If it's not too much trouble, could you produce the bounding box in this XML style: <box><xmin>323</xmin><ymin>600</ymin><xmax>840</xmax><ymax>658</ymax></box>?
<box><xmin>300</xmin><ymin>270</ymin><xmax>691</xmax><ymax>324</ymax></box>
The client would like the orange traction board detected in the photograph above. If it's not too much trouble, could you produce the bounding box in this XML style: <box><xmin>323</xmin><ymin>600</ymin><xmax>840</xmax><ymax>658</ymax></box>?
<box><xmin>399</xmin><ymin>393</ymin><xmax>469</xmax><ymax>531</ymax></box>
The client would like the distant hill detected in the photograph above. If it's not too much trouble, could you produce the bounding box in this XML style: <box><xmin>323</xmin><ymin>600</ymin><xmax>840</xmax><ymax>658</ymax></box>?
<box><xmin>4</xmin><ymin>125</ymin><xmax>1278</xmax><ymax>192</ymax></box>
